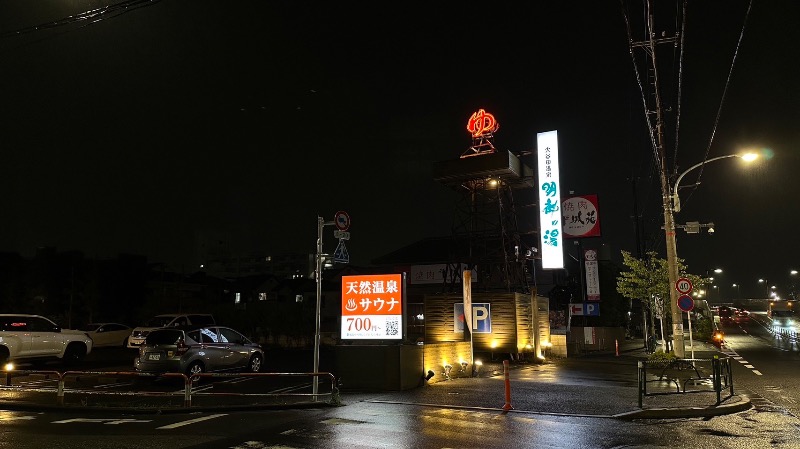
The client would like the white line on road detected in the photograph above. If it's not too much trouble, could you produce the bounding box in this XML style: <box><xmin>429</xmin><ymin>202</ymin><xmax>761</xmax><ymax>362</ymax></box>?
<box><xmin>156</xmin><ymin>413</ymin><xmax>227</xmax><ymax>429</ymax></box>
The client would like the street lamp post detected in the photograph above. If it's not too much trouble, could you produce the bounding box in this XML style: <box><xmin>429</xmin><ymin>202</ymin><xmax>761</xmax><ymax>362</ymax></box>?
<box><xmin>732</xmin><ymin>283</ymin><xmax>740</xmax><ymax>299</ymax></box>
<box><xmin>666</xmin><ymin>152</ymin><xmax>758</xmax><ymax>357</ymax></box>
<box><xmin>759</xmin><ymin>278</ymin><xmax>769</xmax><ymax>298</ymax></box>
<box><xmin>672</xmin><ymin>154</ymin><xmax>758</xmax><ymax>213</ymax></box>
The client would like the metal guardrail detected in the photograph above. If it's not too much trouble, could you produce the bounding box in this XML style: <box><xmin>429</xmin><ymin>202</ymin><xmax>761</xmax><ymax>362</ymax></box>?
<box><xmin>637</xmin><ymin>356</ymin><xmax>733</xmax><ymax>408</ymax></box>
<box><xmin>0</xmin><ymin>369</ymin><xmax>340</xmax><ymax>409</ymax></box>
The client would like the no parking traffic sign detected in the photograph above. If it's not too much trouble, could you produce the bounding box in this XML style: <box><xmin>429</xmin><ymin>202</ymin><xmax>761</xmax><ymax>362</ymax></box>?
<box><xmin>334</xmin><ymin>211</ymin><xmax>351</xmax><ymax>231</ymax></box>
<box><xmin>677</xmin><ymin>294</ymin><xmax>695</xmax><ymax>312</ymax></box>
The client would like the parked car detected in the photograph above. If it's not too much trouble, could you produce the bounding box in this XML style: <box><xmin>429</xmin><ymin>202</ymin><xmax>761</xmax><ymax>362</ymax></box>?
<box><xmin>0</xmin><ymin>314</ymin><xmax>93</xmax><ymax>366</ymax></box>
<box><xmin>127</xmin><ymin>313</ymin><xmax>215</xmax><ymax>349</ymax></box>
<box><xmin>134</xmin><ymin>325</ymin><xmax>263</xmax><ymax>378</ymax></box>
<box><xmin>80</xmin><ymin>323</ymin><xmax>132</xmax><ymax>348</ymax></box>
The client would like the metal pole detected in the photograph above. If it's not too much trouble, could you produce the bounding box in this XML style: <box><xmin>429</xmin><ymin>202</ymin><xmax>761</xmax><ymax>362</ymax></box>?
<box><xmin>313</xmin><ymin>216</ymin><xmax>324</xmax><ymax>397</ymax></box>
<box><xmin>687</xmin><ymin>311</ymin><xmax>694</xmax><ymax>359</ymax></box>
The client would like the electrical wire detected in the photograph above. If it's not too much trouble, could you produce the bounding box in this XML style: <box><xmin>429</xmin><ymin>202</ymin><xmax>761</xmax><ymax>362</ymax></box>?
<box><xmin>672</xmin><ymin>0</ymin><xmax>687</xmax><ymax>176</ymax></box>
<box><xmin>620</xmin><ymin>0</ymin><xmax>663</xmax><ymax>176</ymax></box>
<box><xmin>0</xmin><ymin>0</ymin><xmax>161</xmax><ymax>39</ymax></box>
<box><xmin>678</xmin><ymin>0</ymin><xmax>753</xmax><ymax>210</ymax></box>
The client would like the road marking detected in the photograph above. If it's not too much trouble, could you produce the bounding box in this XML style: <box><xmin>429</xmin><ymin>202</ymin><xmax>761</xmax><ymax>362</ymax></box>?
<box><xmin>52</xmin><ymin>418</ymin><xmax>152</xmax><ymax>424</ymax></box>
<box><xmin>0</xmin><ymin>416</ymin><xmax>36</xmax><ymax>421</ymax></box>
<box><xmin>752</xmin><ymin>370</ymin><xmax>763</xmax><ymax>375</ymax></box>
<box><xmin>156</xmin><ymin>413</ymin><xmax>227</xmax><ymax>429</ymax></box>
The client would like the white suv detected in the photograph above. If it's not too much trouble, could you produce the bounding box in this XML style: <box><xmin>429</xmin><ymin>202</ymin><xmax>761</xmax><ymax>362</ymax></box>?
<box><xmin>0</xmin><ymin>314</ymin><xmax>94</xmax><ymax>366</ymax></box>
<box><xmin>127</xmin><ymin>313</ymin><xmax>215</xmax><ymax>349</ymax></box>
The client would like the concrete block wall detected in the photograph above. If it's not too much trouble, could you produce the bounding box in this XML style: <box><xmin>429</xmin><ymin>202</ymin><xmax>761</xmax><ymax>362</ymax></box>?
<box><xmin>422</xmin><ymin>341</ymin><xmax>473</xmax><ymax>384</ymax></box>
<box><xmin>548</xmin><ymin>333</ymin><xmax>568</xmax><ymax>358</ymax></box>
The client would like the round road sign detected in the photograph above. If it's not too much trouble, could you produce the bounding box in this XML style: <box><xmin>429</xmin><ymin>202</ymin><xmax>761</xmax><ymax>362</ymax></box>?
<box><xmin>334</xmin><ymin>211</ymin><xmax>351</xmax><ymax>231</ymax></box>
<box><xmin>678</xmin><ymin>294</ymin><xmax>695</xmax><ymax>312</ymax></box>
<box><xmin>675</xmin><ymin>277</ymin><xmax>693</xmax><ymax>295</ymax></box>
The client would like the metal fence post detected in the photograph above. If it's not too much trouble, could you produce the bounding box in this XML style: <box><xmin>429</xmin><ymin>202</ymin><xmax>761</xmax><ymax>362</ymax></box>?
<box><xmin>637</xmin><ymin>361</ymin><xmax>644</xmax><ymax>408</ymax></box>
<box><xmin>184</xmin><ymin>374</ymin><xmax>192</xmax><ymax>408</ymax></box>
<box><xmin>57</xmin><ymin>373</ymin><xmax>65</xmax><ymax>406</ymax></box>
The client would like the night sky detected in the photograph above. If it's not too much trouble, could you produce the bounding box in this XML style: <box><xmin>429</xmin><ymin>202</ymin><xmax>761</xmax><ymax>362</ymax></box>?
<box><xmin>1</xmin><ymin>1</ymin><xmax>798</xmax><ymax>299</ymax></box>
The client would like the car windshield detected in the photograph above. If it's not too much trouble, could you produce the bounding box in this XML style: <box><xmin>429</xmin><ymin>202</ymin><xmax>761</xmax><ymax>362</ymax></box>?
<box><xmin>772</xmin><ymin>310</ymin><xmax>795</xmax><ymax>318</ymax></box>
<box><xmin>145</xmin><ymin>329</ymin><xmax>184</xmax><ymax>345</ymax></box>
<box><xmin>143</xmin><ymin>316</ymin><xmax>177</xmax><ymax>327</ymax></box>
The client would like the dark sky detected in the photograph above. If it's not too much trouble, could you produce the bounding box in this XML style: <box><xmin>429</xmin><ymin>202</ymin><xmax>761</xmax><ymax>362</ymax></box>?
<box><xmin>1</xmin><ymin>1</ymin><xmax>798</xmax><ymax>299</ymax></box>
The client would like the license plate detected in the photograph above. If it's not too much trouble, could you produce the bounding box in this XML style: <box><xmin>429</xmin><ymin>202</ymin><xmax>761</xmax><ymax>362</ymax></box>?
<box><xmin>147</xmin><ymin>353</ymin><xmax>161</xmax><ymax>361</ymax></box>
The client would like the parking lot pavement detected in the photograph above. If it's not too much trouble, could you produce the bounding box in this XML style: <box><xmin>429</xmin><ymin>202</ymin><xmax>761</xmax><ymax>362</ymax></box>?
<box><xmin>0</xmin><ymin>338</ymin><xmax>750</xmax><ymax>419</ymax></box>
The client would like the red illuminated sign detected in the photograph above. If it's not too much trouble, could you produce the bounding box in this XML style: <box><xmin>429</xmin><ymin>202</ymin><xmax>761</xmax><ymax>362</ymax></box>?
<box><xmin>466</xmin><ymin>109</ymin><xmax>499</xmax><ymax>138</ymax></box>
<box><xmin>341</xmin><ymin>274</ymin><xmax>403</xmax><ymax>316</ymax></box>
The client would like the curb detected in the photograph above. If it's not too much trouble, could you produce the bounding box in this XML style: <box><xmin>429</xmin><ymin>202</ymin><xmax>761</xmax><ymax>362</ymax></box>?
<box><xmin>614</xmin><ymin>396</ymin><xmax>752</xmax><ymax>420</ymax></box>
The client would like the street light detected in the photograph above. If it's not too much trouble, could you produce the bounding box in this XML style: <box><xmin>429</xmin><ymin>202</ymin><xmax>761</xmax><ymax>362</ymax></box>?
<box><xmin>673</xmin><ymin>153</ymin><xmax>758</xmax><ymax>213</ymax></box>
<box><xmin>665</xmin><ymin>152</ymin><xmax>758</xmax><ymax>358</ymax></box>
<box><xmin>732</xmin><ymin>283</ymin><xmax>740</xmax><ymax>299</ymax></box>
<box><xmin>759</xmin><ymin>278</ymin><xmax>770</xmax><ymax>298</ymax></box>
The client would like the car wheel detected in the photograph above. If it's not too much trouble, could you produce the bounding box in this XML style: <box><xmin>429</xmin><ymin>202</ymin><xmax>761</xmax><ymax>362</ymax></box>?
<box><xmin>63</xmin><ymin>344</ymin><xmax>87</xmax><ymax>365</ymax></box>
<box><xmin>247</xmin><ymin>354</ymin><xmax>263</xmax><ymax>373</ymax></box>
<box><xmin>186</xmin><ymin>361</ymin><xmax>204</xmax><ymax>381</ymax></box>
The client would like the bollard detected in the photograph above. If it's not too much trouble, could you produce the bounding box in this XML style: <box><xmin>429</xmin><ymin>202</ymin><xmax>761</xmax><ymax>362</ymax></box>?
<box><xmin>615</xmin><ymin>339</ymin><xmax>619</xmax><ymax>357</ymax></box>
<box><xmin>57</xmin><ymin>377</ymin><xmax>65</xmax><ymax>406</ymax></box>
<box><xmin>502</xmin><ymin>360</ymin><xmax>514</xmax><ymax>411</ymax></box>
<box><xmin>184</xmin><ymin>375</ymin><xmax>192</xmax><ymax>408</ymax></box>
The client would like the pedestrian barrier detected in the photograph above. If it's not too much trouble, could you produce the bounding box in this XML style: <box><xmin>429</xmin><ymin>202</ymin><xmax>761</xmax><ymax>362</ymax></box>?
<box><xmin>0</xmin><ymin>369</ymin><xmax>340</xmax><ymax>409</ymax></box>
<box><xmin>637</xmin><ymin>356</ymin><xmax>733</xmax><ymax>408</ymax></box>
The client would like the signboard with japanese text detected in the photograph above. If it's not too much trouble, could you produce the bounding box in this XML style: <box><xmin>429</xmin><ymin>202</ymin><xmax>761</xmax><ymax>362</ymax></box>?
<box><xmin>562</xmin><ymin>194</ymin><xmax>601</xmax><ymax>238</ymax></box>
<box><xmin>340</xmin><ymin>273</ymin><xmax>404</xmax><ymax>340</ymax></box>
<box><xmin>453</xmin><ymin>303</ymin><xmax>492</xmax><ymax>333</ymax></box>
<box><xmin>584</xmin><ymin>249</ymin><xmax>601</xmax><ymax>301</ymax></box>
<box><xmin>537</xmin><ymin>130</ymin><xmax>564</xmax><ymax>269</ymax></box>
<box><xmin>409</xmin><ymin>263</ymin><xmax>477</xmax><ymax>285</ymax></box>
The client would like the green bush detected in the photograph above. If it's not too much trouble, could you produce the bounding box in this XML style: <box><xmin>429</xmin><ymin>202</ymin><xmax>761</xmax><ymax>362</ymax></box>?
<box><xmin>647</xmin><ymin>349</ymin><xmax>677</xmax><ymax>369</ymax></box>
<box><xmin>693</xmin><ymin>316</ymin><xmax>713</xmax><ymax>341</ymax></box>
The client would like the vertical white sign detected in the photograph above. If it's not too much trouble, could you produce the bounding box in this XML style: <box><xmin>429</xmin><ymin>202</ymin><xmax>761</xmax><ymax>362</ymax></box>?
<box><xmin>537</xmin><ymin>130</ymin><xmax>564</xmax><ymax>269</ymax></box>
<box><xmin>584</xmin><ymin>249</ymin><xmax>601</xmax><ymax>301</ymax></box>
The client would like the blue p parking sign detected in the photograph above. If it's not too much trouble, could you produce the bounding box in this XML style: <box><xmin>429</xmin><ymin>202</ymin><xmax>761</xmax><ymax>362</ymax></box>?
<box><xmin>454</xmin><ymin>303</ymin><xmax>492</xmax><ymax>333</ymax></box>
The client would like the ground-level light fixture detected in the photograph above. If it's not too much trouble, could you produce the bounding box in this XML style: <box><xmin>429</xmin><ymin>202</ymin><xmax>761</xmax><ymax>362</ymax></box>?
<box><xmin>424</xmin><ymin>370</ymin><xmax>435</xmax><ymax>381</ymax></box>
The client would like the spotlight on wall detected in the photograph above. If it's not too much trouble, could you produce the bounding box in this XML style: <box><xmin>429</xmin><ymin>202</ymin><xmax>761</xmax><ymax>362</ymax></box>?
<box><xmin>424</xmin><ymin>370</ymin><xmax>435</xmax><ymax>381</ymax></box>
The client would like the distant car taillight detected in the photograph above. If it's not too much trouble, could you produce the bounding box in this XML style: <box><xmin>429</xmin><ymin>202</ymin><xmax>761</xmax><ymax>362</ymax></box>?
<box><xmin>176</xmin><ymin>339</ymin><xmax>188</xmax><ymax>355</ymax></box>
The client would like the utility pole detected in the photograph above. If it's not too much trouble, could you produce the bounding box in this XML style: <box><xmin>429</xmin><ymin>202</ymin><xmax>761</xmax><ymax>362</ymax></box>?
<box><xmin>623</xmin><ymin>0</ymin><xmax>685</xmax><ymax>357</ymax></box>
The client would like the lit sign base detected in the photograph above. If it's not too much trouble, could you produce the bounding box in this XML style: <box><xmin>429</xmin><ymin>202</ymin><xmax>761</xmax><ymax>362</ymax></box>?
<box><xmin>341</xmin><ymin>315</ymin><xmax>403</xmax><ymax>340</ymax></box>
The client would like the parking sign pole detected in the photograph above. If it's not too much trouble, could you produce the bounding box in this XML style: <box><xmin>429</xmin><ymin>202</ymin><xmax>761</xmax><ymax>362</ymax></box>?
<box><xmin>314</xmin><ymin>216</ymin><xmax>334</xmax><ymax>397</ymax></box>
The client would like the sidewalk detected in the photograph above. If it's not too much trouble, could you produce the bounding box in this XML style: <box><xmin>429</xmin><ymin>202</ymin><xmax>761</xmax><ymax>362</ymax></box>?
<box><xmin>341</xmin><ymin>338</ymin><xmax>751</xmax><ymax>420</ymax></box>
